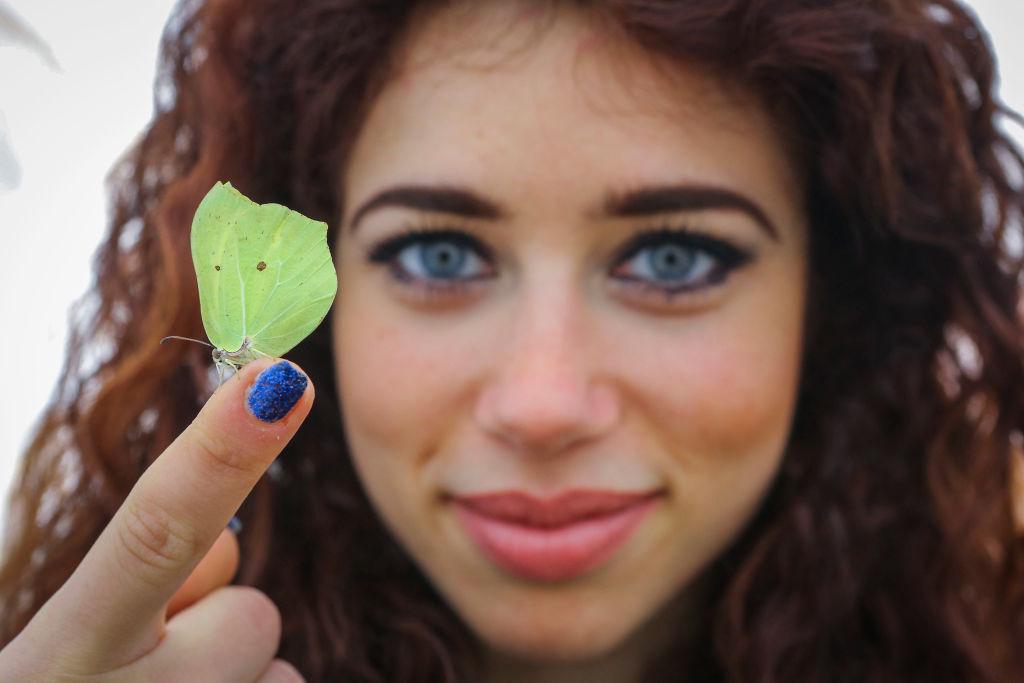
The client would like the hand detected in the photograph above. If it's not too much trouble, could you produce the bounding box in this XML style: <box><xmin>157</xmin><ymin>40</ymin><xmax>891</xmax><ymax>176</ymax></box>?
<box><xmin>0</xmin><ymin>357</ymin><xmax>312</xmax><ymax>682</ymax></box>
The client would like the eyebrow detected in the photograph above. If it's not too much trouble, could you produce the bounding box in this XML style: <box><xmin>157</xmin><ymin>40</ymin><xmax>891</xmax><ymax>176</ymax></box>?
<box><xmin>348</xmin><ymin>183</ymin><xmax>779</xmax><ymax>240</ymax></box>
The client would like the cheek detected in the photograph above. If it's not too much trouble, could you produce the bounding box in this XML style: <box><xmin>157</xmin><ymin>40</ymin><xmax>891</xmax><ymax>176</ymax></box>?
<box><xmin>684</xmin><ymin>331</ymin><xmax>800</xmax><ymax>456</ymax></box>
<box><xmin>336</xmin><ymin>314</ymin><xmax>448</xmax><ymax>450</ymax></box>
<box><xmin>333</xmin><ymin>306</ymin><xmax>461</xmax><ymax>551</ymax></box>
<box><xmin>628</xmin><ymin>299</ymin><xmax>804</xmax><ymax>474</ymax></box>
<box><xmin>622</xmin><ymin>293</ymin><xmax>804</xmax><ymax>579</ymax></box>
<box><xmin>333</xmin><ymin>289</ymin><xmax>488</xmax><ymax>494</ymax></box>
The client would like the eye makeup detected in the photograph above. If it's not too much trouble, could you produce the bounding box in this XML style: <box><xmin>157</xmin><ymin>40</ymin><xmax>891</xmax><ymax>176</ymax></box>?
<box><xmin>608</xmin><ymin>226</ymin><xmax>755</xmax><ymax>302</ymax></box>
<box><xmin>363</xmin><ymin>222</ymin><xmax>756</xmax><ymax>305</ymax></box>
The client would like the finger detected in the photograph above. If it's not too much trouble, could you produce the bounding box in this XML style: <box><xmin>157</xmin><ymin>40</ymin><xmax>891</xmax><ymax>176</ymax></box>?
<box><xmin>1012</xmin><ymin>440</ymin><xmax>1024</xmax><ymax>536</ymax></box>
<box><xmin>166</xmin><ymin>526</ymin><xmax>240</xmax><ymax>618</ymax></box>
<box><xmin>122</xmin><ymin>586</ymin><xmax>282</xmax><ymax>683</ymax></box>
<box><xmin>37</xmin><ymin>357</ymin><xmax>311</xmax><ymax>669</ymax></box>
<box><xmin>255</xmin><ymin>659</ymin><xmax>306</xmax><ymax>683</ymax></box>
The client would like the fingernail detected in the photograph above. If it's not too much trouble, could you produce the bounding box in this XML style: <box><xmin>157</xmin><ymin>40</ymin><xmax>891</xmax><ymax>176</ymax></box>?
<box><xmin>227</xmin><ymin>516</ymin><xmax>243</xmax><ymax>533</ymax></box>
<box><xmin>246</xmin><ymin>360</ymin><xmax>307</xmax><ymax>422</ymax></box>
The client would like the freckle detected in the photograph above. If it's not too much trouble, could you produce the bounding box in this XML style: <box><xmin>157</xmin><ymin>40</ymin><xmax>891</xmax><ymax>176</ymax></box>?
<box><xmin>574</xmin><ymin>32</ymin><xmax>603</xmax><ymax>60</ymax></box>
<box><xmin>514</xmin><ymin>5</ymin><xmax>542</xmax><ymax>22</ymax></box>
<box><xmin>257</xmin><ymin>261</ymin><xmax>267</xmax><ymax>271</ymax></box>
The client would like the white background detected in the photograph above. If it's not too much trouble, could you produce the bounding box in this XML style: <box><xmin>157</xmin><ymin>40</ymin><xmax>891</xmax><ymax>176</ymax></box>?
<box><xmin>1</xmin><ymin>0</ymin><xmax>1022</xmax><ymax>537</ymax></box>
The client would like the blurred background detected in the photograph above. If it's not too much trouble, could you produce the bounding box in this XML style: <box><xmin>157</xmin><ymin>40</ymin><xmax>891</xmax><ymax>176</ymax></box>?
<box><xmin>0</xmin><ymin>0</ymin><xmax>1022</xmax><ymax>535</ymax></box>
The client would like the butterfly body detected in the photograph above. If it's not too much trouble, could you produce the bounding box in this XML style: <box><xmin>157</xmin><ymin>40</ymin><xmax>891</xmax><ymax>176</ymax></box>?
<box><xmin>211</xmin><ymin>336</ymin><xmax>268</xmax><ymax>382</ymax></box>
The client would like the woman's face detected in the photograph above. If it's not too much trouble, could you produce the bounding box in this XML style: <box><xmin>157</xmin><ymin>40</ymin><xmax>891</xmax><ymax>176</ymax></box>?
<box><xmin>333</xmin><ymin>0</ymin><xmax>807</xmax><ymax>671</ymax></box>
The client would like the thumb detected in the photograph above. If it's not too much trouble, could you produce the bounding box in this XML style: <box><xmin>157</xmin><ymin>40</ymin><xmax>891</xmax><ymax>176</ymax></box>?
<box><xmin>166</xmin><ymin>526</ymin><xmax>240</xmax><ymax>618</ymax></box>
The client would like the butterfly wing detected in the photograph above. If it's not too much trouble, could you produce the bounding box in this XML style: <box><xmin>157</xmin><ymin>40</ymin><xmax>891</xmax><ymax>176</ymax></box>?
<box><xmin>237</xmin><ymin>197</ymin><xmax>337</xmax><ymax>358</ymax></box>
<box><xmin>191</xmin><ymin>182</ymin><xmax>250</xmax><ymax>353</ymax></box>
<box><xmin>191</xmin><ymin>181</ymin><xmax>338</xmax><ymax>360</ymax></box>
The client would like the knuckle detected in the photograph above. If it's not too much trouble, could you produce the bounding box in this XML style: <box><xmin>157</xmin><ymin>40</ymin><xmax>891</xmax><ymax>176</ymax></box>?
<box><xmin>190</xmin><ymin>422</ymin><xmax>255</xmax><ymax>479</ymax></box>
<box><xmin>227</xmin><ymin>586</ymin><xmax>283</xmax><ymax>649</ymax></box>
<box><xmin>262</xmin><ymin>659</ymin><xmax>306</xmax><ymax>683</ymax></box>
<box><xmin>116</xmin><ymin>498</ymin><xmax>198</xmax><ymax>582</ymax></box>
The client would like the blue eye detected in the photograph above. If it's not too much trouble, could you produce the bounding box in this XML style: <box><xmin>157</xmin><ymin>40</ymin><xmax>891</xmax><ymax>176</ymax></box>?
<box><xmin>398</xmin><ymin>235</ymin><xmax>487</xmax><ymax>281</ymax></box>
<box><xmin>367</xmin><ymin>229</ymin><xmax>492</xmax><ymax>288</ymax></box>
<box><xmin>610</xmin><ymin>227</ymin><xmax>753</xmax><ymax>297</ymax></box>
<box><xmin>365</xmin><ymin>226</ymin><xmax>753</xmax><ymax>301</ymax></box>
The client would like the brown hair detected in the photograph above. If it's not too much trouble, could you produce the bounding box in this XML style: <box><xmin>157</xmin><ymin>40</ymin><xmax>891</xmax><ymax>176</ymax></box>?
<box><xmin>2</xmin><ymin>0</ymin><xmax>1022</xmax><ymax>680</ymax></box>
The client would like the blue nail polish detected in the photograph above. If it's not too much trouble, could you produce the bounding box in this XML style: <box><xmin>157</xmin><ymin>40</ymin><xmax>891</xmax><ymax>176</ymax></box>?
<box><xmin>246</xmin><ymin>361</ymin><xmax>307</xmax><ymax>422</ymax></box>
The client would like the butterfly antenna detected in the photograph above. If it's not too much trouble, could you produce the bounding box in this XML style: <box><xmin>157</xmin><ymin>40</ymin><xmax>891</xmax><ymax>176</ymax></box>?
<box><xmin>160</xmin><ymin>335</ymin><xmax>214</xmax><ymax>348</ymax></box>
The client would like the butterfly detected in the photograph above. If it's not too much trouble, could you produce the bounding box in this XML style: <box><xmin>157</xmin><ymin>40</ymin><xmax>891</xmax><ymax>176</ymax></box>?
<box><xmin>163</xmin><ymin>181</ymin><xmax>337</xmax><ymax>384</ymax></box>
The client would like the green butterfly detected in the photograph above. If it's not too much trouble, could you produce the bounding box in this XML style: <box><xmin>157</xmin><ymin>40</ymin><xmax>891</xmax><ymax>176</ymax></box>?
<box><xmin>164</xmin><ymin>181</ymin><xmax>337</xmax><ymax>383</ymax></box>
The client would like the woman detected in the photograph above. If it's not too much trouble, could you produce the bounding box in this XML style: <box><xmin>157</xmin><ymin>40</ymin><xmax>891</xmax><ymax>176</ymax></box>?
<box><xmin>1</xmin><ymin>0</ymin><xmax>1022</xmax><ymax>680</ymax></box>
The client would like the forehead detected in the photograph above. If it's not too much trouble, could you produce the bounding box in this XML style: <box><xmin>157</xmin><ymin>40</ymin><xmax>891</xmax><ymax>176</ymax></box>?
<box><xmin>344</xmin><ymin>0</ymin><xmax>802</xmax><ymax>227</ymax></box>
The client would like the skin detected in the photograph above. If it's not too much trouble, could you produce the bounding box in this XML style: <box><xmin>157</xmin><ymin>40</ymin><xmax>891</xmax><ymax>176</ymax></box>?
<box><xmin>0</xmin><ymin>357</ymin><xmax>311</xmax><ymax>681</ymax></box>
<box><xmin>333</xmin><ymin>1</ymin><xmax>808</xmax><ymax>681</ymax></box>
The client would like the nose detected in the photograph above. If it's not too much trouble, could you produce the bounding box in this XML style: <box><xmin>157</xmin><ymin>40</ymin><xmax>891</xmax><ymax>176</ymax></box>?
<box><xmin>474</xmin><ymin>286</ymin><xmax>620</xmax><ymax>456</ymax></box>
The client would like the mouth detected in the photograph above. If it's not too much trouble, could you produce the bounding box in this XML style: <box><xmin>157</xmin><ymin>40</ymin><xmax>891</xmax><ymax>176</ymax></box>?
<box><xmin>449</xmin><ymin>489</ymin><xmax>663</xmax><ymax>582</ymax></box>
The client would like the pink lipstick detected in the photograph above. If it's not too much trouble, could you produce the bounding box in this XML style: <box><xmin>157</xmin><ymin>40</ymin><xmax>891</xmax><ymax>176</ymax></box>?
<box><xmin>451</xmin><ymin>489</ymin><xmax>661</xmax><ymax>582</ymax></box>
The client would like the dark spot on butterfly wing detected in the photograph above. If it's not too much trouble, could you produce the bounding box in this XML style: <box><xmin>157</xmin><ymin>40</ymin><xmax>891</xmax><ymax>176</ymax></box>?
<box><xmin>214</xmin><ymin>265</ymin><xmax>221</xmax><ymax>271</ymax></box>
<box><xmin>257</xmin><ymin>261</ymin><xmax>267</xmax><ymax>271</ymax></box>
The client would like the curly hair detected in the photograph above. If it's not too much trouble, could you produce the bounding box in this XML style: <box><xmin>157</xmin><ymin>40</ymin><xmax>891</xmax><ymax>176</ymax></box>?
<box><xmin>2</xmin><ymin>0</ymin><xmax>1022</xmax><ymax>680</ymax></box>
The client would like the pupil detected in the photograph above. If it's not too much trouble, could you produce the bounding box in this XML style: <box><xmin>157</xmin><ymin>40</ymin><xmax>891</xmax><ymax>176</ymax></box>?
<box><xmin>424</xmin><ymin>242</ymin><xmax>464</xmax><ymax>276</ymax></box>
<box><xmin>650</xmin><ymin>245</ymin><xmax>693</xmax><ymax>279</ymax></box>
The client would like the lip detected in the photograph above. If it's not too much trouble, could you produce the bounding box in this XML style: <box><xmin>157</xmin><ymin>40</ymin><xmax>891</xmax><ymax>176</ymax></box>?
<box><xmin>450</xmin><ymin>490</ymin><xmax>662</xmax><ymax>582</ymax></box>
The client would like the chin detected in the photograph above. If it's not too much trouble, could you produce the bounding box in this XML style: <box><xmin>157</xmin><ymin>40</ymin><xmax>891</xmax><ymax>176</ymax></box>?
<box><xmin>470</xmin><ymin>597</ymin><xmax>639</xmax><ymax>663</ymax></box>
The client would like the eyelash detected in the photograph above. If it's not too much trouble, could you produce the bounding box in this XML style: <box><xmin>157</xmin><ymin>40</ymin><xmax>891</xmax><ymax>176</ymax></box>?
<box><xmin>364</xmin><ymin>224</ymin><xmax>755</xmax><ymax>304</ymax></box>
